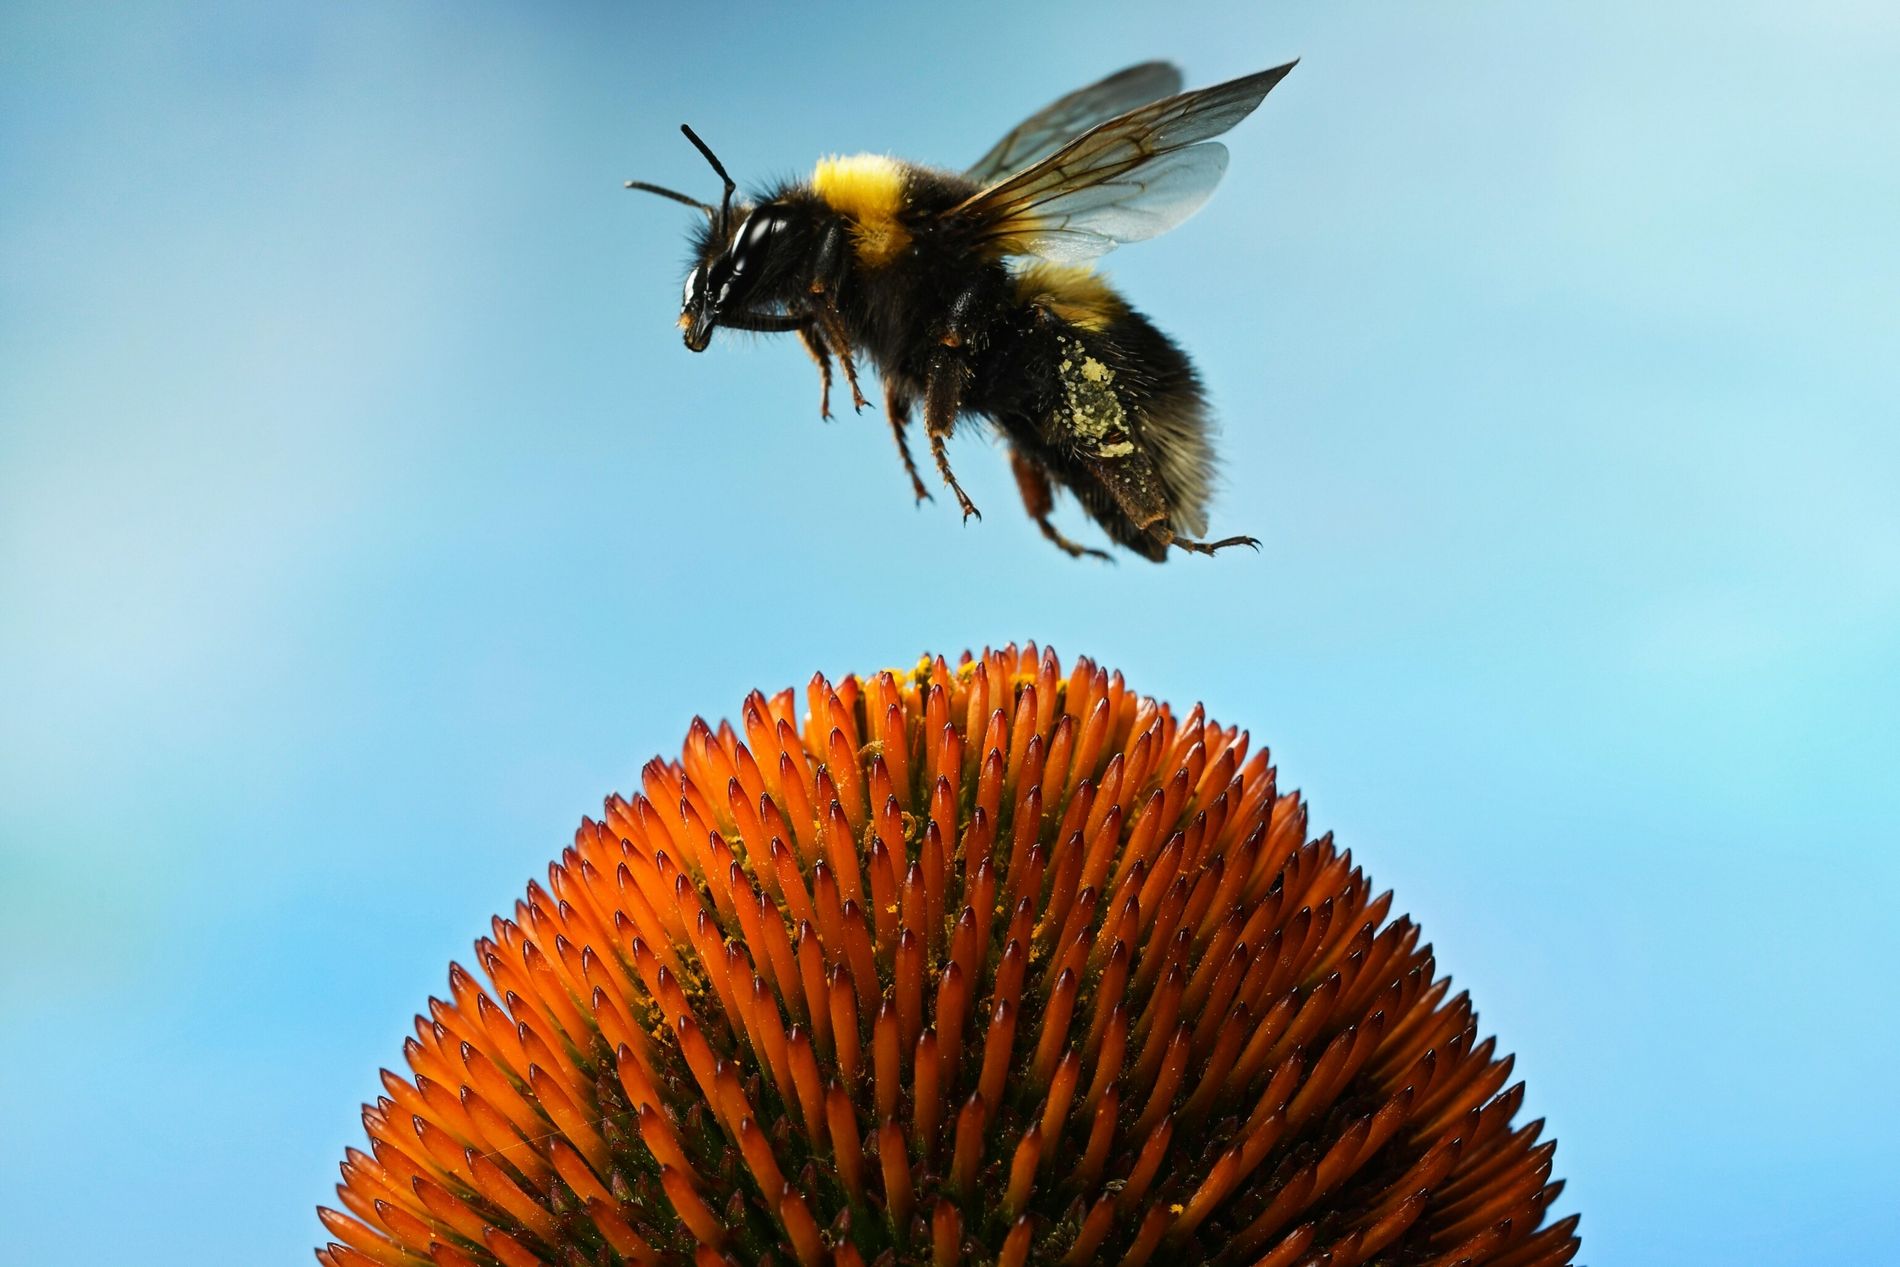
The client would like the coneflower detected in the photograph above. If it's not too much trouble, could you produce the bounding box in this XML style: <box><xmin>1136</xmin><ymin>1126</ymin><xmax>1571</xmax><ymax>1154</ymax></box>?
<box><xmin>318</xmin><ymin>645</ymin><xmax>1579</xmax><ymax>1267</ymax></box>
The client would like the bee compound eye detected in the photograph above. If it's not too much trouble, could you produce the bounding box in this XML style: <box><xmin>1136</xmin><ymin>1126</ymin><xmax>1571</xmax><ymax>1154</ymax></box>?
<box><xmin>730</xmin><ymin>210</ymin><xmax>784</xmax><ymax>271</ymax></box>
<box><xmin>682</xmin><ymin>266</ymin><xmax>700</xmax><ymax>308</ymax></box>
<box><xmin>714</xmin><ymin>212</ymin><xmax>783</xmax><ymax>311</ymax></box>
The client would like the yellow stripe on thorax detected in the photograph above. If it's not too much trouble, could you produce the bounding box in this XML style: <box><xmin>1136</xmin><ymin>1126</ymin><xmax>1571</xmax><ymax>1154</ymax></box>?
<box><xmin>811</xmin><ymin>153</ymin><xmax>913</xmax><ymax>267</ymax></box>
<box><xmin>1011</xmin><ymin>262</ymin><xmax>1126</xmax><ymax>332</ymax></box>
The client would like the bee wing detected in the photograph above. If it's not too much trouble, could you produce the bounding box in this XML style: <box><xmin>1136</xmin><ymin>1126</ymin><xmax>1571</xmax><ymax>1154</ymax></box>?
<box><xmin>964</xmin><ymin>61</ymin><xmax>1184</xmax><ymax>187</ymax></box>
<box><xmin>955</xmin><ymin>62</ymin><xmax>1296</xmax><ymax>263</ymax></box>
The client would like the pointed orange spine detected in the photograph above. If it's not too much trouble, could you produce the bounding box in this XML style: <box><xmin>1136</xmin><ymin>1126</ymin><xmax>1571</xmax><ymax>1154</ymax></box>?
<box><xmin>878</xmin><ymin>1118</ymin><xmax>913</xmax><ymax>1236</ymax></box>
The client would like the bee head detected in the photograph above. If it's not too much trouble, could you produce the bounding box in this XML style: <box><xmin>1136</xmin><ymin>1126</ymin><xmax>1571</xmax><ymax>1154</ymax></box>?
<box><xmin>628</xmin><ymin>125</ymin><xmax>789</xmax><ymax>353</ymax></box>
<box><xmin>680</xmin><ymin>204</ymin><xmax>794</xmax><ymax>351</ymax></box>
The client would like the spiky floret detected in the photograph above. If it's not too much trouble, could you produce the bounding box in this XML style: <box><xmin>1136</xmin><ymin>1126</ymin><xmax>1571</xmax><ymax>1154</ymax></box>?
<box><xmin>317</xmin><ymin>645</ymin><xmax>1579</xmax><ymax>1267</ymax></box>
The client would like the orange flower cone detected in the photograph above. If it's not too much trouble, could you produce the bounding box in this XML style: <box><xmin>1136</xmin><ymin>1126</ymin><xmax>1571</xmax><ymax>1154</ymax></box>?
<box><xmin>318</xmin><ymin>645</ymin><xmax>1578</xmax><ymax>1267</ymax></box>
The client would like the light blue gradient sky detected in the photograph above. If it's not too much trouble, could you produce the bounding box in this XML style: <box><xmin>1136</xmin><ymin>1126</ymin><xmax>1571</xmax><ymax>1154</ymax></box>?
<box><xmin>3</xmin><ymin>2</ymin><xmax>1896</xmax><ymax>1263</ymax></box>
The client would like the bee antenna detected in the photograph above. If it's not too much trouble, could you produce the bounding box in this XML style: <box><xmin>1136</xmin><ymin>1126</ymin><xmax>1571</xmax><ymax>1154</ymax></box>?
<box><xmin>622</xmin><ymin>180</ymin><xmax>716</xmax><ymax>220</ymax></box>
<box><xmin>679</xmin><ymin>123</ymin><xmax>736</xmax><ymax>228</ymax></box>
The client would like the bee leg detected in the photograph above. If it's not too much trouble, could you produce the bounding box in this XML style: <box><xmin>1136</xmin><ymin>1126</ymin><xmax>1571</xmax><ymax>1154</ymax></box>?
<box><xmin>795</xmin><ymin>317</ymin><xmax>835</xmax><ymax>420</ymax></box>
<box><xmin>702</xmin><ymin>308</ymin><xmax>844</xmax><ymax>427</ymax></box>
<box><xmin>930</xmin><ymin>434</ymin><xmax>979</xmax><ymax>521</ymax></box>
<box><xmin>924</xmin><ymin>348</ymin><xmax>981</xmax><ymax>521</ymax></box>
<box><xmin>816</xmin><ymin>305</ymin><xmax>868</xmax><ymax>412</ymax></box>
<box><xmin>1165</xmin><ymin>532</ymin><xmax>1261</xmax><ymax>555</ymax></box>
<box><xmin>883</xmin><ymin>380</ymin><xmax>932</xmax><ymax>503</ymax></box>
<box><xmin>1076</xmin><ymin>450</ymin><xmax>1257</xmax><ymax>558</ymax></box>
<box><xmin>920</xmin><ymin>290</ymin><xmax>989</xmax><ymax>521</ymax></box>
<box><xmin>808</xmin><ymin>220</ymin><xmax>870</xmax><ymax>413</ymax></box>
<box><xmin>1011</xmin><ymin>447</ymin><xmax>1109</xmax><ymax>561</ymax></box>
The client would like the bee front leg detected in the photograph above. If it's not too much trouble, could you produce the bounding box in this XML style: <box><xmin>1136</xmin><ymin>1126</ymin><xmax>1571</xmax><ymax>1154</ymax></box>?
<box><xmin>883</xmin><ymin>380</ymin><xmax>932</xmax><ymax>504</ymax></box>
<box><xmin>708</xmin><ymin>310</ymin><xmax>840</xmax><ymax>423</ymax></box>
<box><xmin>808</xmin><ymin>220</ymin><xmax>868</xmax><ymax>413</ymax></box>
<box><xmin>795</xmin><ymin>317</ymin><xmax>835</xmax><ymax>420</ymax></box>
<box><xmin>816</xmin><ymin>306</ymin><xmax>867</xmax><ymax>413</ymax></box>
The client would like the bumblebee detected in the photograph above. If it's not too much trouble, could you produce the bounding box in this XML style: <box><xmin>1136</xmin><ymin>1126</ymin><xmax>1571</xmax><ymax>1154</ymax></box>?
<box><xmin>627</xmin><ymin>61</ymin><xmax>1296</xmax><ymax>560</ymax></box>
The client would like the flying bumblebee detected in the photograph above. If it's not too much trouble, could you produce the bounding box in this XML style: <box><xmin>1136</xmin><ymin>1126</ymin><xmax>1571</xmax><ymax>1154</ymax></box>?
<box><xmin>626</xmin><ymin>60</ymin><xmax>1296</xmax><ymax>561</ymax></box>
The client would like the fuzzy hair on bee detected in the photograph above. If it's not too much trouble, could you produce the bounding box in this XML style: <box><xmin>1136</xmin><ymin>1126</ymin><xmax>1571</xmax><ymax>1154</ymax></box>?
<box><xmin>626</xmin><ymin>60</ymin><xmax>1296</xmax><ymax>561</ymax></box>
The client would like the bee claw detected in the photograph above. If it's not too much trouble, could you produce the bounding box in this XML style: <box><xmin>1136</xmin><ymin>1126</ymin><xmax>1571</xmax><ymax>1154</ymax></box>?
<box><xmin>1171</xmin><ymin>533</ymin><xmax>1261</xmax><ymax>556</ymax></box>
<box><xmin>928</xmin><ymin>432</ymin><xmax>979</xmax><ymax>522</ymax></box>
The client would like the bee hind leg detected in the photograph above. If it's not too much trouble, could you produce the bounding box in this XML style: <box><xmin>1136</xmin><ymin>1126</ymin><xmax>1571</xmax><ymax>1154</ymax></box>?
<box><xmin>883</xmin><ymin>381</ymin><xmax>932</xmax><ymax>504</ymax></box>
<box><xmin>1011</xmin><ymin>448</ymin><xmax>1109</xmax><ymax>560</ymax></box>
<box><xmin>1165</xmin><ymin>531</ymin><xmax>1261</xmax><ymax>556</ymax></box>
<box><xmin>1075</xmin><ymin>449</ymin><xmax>1257</xmax><ymax>560</ymax></box>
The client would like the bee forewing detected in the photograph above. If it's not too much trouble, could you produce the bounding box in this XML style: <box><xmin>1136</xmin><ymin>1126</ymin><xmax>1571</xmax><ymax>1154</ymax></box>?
<box><xmin>982</xmin><ymin>143</ymin><xmax>1231</xmax><ymax>263</ymax></box>
<box><xmin>964</xmin><ymin>60</ymin><xmax>1185</xmax><ymax>187</ymax></box>
<box><xmin>957</xmin><ymin>61</ymin><xmax>1295</xmax><ymax>262</ymax></box>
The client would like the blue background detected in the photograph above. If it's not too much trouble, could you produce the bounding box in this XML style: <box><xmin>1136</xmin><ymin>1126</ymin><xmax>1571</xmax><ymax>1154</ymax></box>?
<box><xmin>3</xmin><ymin>3</ymin><xmax>1896</xmax><ymax>1263</ymax></box>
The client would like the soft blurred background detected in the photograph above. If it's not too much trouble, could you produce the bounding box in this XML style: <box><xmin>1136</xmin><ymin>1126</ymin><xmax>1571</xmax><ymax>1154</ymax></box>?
<box><xmin>3</xmin><ymin>1</ymin><xmax>1896</xmax><ymax>1263</ymax></box>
